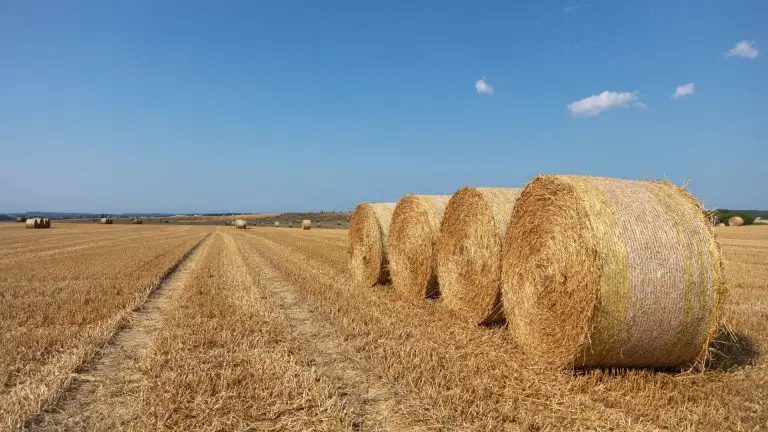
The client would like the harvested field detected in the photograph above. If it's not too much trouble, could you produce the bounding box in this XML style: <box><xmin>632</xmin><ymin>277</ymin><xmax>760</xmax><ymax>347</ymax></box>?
<box><xmin>2</xmin><ymin>222</ymin><xmax>766</xmax><ymax>430</ymax></box>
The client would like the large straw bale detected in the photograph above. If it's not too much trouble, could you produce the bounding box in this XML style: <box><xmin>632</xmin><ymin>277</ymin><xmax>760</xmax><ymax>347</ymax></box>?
<box><xmin>132</xmin><ymin>218</ymin><xmax>143</xmax><ymax>224</ymax></box>
<box><xmin>728</xmin><ymin>216</ymin><xmax>744</xmax><ymax>227</ymax></box>
<box><xmin>436</xmin><ymin>187</ymin><xmax>522</xmax><ymax>324</ymax></box>
<box><xmin>348</xmin><ymin>203</ymin><xmax>396</xmax><ymax>287</ymax></box>
<box><xmin>25</xmin><ymin>219</ymin><xmax>39</xmax><ymax>229</ymax></box>
<box><xmin>501</xmin><ymin>175</ymin><xmax>725</xmax><ymax>369</ymax></box>
<box><xmin>274</xmin><ymin>221</ymin><xmax>280</xmax><ymax>227</ymax></box>
<box><xmin>235</xmin><ymin>219</ymin><xmax>247</xmax><ymax>229</ymax></box>
<box><xmin>389</xmin><ymin>195</ymin><xmax>451</xmax><ymax>299</ymax></box>
<box><xmin>302</xmin><ymin>219</ymin><xmax>312</xmax><ymax>230</ymax></box>
<box><xmin>101</xmin><ymin>217</ymin><xmax>113</xmax><ymax>224</ymax></box>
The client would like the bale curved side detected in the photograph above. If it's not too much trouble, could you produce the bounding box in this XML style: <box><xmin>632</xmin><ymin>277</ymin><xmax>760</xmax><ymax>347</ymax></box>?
<box><xmin>302</xmin><ymin>219</ymin><xmax>311</xmax><ymax>230</ymax></box>
<box><xmin>235</xmin><ymin>219</ymin><xmax>247</xmax><ymax>229</ymax></box>
<box><xmin>501</xmin><ymin>175</ymin><xmax>725</xmax><ymax>369</ymax></box>
<box><xmin>436</xmin><ymin>187</ymin><xmax>522</xmax><ymax>324</ymax></box>
<box><xmin>728</xmin><ymin>216</ymin><xmax>744</xmax><ymax>227</ymax></box>
<box><xmin>25</xmin><ymin>219</ymin><xmax>38</xmax><ymax>229</ymax></box>
<box><xmin>388</xmin><ymin>195</ymin><xmax>451</xmax><ymax>299</ymax></box>
<box><xmin>348</xmin><ymin>203</ymin><xmax>396</xmax><ymax>287</ymax></box>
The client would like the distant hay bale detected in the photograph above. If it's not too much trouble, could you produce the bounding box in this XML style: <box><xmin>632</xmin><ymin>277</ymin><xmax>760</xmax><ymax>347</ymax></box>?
<box><xmin>302</xmin><ymin>219</ymin><xmax>311</xmax><ymax>230</ymax></box>
<box><xmin>728</xmin><ymin>216</ymin><xmax>744</xmax><ymax>227</ymax></box>
<box><xmin>501</xmin><ymin>175</ymin><xmax>725</xmax><ymax>369</ymax></box>
<box><xmin>274</xmin><ymin>221</ymin><xmax>280</xmax><ymax>227</ymax></box>
<box><xmin>42</xmin><ymin>218</ymin><xmax>51</xmax><ymax>228</ymax></box>
<box><xmin>437</xmin><ymin>187</ymin><xmax>521</xmax><ymax>324</ymax></box>
<box><xmin>717</xmin><ymin>222</ymin><xmax>726</xmax><ymax>227</ymax></box>
<box><xmin>16</xmin><ymin>216</ymin><xmax>27</xmax><ymax>223</ymax></box>
<box><xmin>235</xmin><ymin>219</ymin><xmax>247</xmax><ymax>229</ymax></box>
<box><xmin>389</xmin><ymin>195</ymin><xmax>451</xmax><ymax>300</ymax></box>
<box><xmin>132</xmin><ymin>218</ymin><xmax>143</xmax><ymax>224</ymax></box>
<box><xmin>348</xmin><ymin>203</ymin><xmax>396</xmax><ymax>287</ymax></box>
<box><xmin>25</xmin><ymin>218</ymin><xmax>39</xmax><ymax>229</ymax></box>
<box><xmin>101</xmin><ymin>217</ymin><xmax>113</xmax><ymax>224</ymax></box>
<box><xmin>337</xmin><ymin>219</ymin><xmax>341</xmax><ymax>226</ymax></box>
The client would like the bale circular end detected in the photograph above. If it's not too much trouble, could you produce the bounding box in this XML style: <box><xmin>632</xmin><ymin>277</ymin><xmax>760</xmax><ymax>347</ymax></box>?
<box><xmin>388</xmin><ymin>195</ymin><xmax>451</xmax><ymax>299</ymax></box>
<box><xmin>235</xmin><ymin>219</ymin><xmax>247</xmax><ymax>229</ymax></box>
<box><xmin>302</xmin><ymin>219</ymin><xmax>312</xmax><ymax>230</ymax></box>
<box><xmin>348</xmin><ymin>203</ymin><xmax>396</xmax><ymax>287</ymax></box>
<box><xmin>437</xmin><ymin>187</ymin><xmax>521</xmax><ymax>324</ymax></box>
<box><xmin>728</xmin><ymin>216</ymin><xmax>744</xmax><ymax>227</ymax></box>
<box><xmin>501</xmin><ymin>175</ymin><xmax>724</xmax><ymax>369</ymax></box>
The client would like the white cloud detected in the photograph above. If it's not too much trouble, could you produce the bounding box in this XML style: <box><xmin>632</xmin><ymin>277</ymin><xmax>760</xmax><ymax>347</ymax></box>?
<box><xmin>564</xmin><ymin>3</ymin><xmax>591</xmax><ymax>12</ymax></box>
<box><xmin>568</xmin><ymin>90</ymin><xmax>640</xmax><ymax>117</ymax></box>
<box><xmin>475</xmin><ymin>77</ymin><xmax>493</xmax><ymax>95</ymax></box>
<box><xmin>633</xmin><ymin>101</ymin><xmax>648</xmax><ymax>109</ymax></box>
<box><xmin>673</xmin><ymin>82</ymin><xmax>695</xmax><ymax>99</ymax></box>
<box><xmin>727</xmin><ymin>40</ymin><xmax>758</xmax><ymax>59</ymax></box>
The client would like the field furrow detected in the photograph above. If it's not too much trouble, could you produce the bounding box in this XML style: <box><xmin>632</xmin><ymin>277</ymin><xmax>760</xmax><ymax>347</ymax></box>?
<box><xmin>233</xmin><ymin>233</ymin><xmax>410</xmax><ymax>431</ymax></box>
<box><xmin>0</xmin><ymin>225</ymin><xmax>210</xmax><ymax>430</ymax></box>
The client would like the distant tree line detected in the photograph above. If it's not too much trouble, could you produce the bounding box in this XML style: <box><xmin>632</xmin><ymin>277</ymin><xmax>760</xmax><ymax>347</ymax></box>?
<box><xmin>714</xmin><ymin>209</ymin><xmax>755</xmax><ymax>225</ymax></box>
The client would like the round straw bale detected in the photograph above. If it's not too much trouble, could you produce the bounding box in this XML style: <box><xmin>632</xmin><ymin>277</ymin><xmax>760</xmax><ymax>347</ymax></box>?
<box><xmin>716</xmin><ymin>222</ymin><xmax>725</xmax><ymax>227</ymax></box>
<box><xmin>728</xmin><ymin>216</ymin><xmax>744</xmax><ymax>227</ymax></box>
<box><xmin>436</xmin><ymin>187</ymin><xmax>521</xmax><ymax>324</ymax></box>
<box><xmin>348</xmin><ymin>203</ymin><xmax>396</xmax><ymax>287</ymax></box>
<box><xmin>501</xmin><ymin>175</ymin><xmax>725</xmax><ymax>369</ymax></box>
<box><xmin>132</xmin><ymin>218</ymin><xmax>143</xmax><ymax>224</ymax></box>
<box><xmin>101</xmin><ymin>217</ymin><xmax>113</xmax><ymax>224</ymax></box>
<box><xmin>25</xmin><ymin>218</ymin><xmax>38</xmax><ymax>229</ymax></box>
<box><xmin>302</xmin><ymin>219</ymin><xmax>312</xmax><ymax>230</ymax></box>
<box><xmin>274</xmin><ymin>221</ymin><xmax>280</xmax><ymax>227</ymax></box>
<box><xmin>389</xmin><ymin>195</ymin><xmax>451</xmax><ymax>299</ymax></box>
<box><xmin>235</xmin><ymin>219</ymin><xmax>247</xmax><ymax>229</ymax></box>
<box><xmin>16</xmin><ymin>216</ymin><xmax>27</xmax><ymax>223</ymax></box>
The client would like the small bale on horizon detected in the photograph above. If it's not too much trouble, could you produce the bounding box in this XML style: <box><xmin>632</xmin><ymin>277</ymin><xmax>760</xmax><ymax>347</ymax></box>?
<box><xmin>302</xmin><ymin>219</ymin><xmax>311</xmax><ymax>230</ymax></box>
<box><xmin>235</xmin><ymin>219</ymin><xmax>247</xmax><ymax>229</ymax></box>
<box><xmin>728</xmin><ymin>216</ymin><xmax>744</xmax><ymax>227</ymax></box>
<box><xmin>101</xmin><ymin>217</ymin><xmax>113</xmax><ymax>224</ymax></box>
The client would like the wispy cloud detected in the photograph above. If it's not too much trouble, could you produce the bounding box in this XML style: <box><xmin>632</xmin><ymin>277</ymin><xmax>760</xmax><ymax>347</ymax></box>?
<box><xmin>568</xmin><ymin>91</ymin><xmax>641</xmax><ymax>117</ymax></box>
<box><xmin>633</xmin><ymin>101</ymin><xmax>648</xmax><ymax>109</ymax></box>
<box><xmin>673</xmin><ymin>82</ymin><xmax>695</xmax><ymax>99</ymax></box>
<box><xmin>564</xmin><ymin>3</ymin><xmax>591</xmax><ymax>12</ymax></box>
<box><xmin>475</xmin><ymin>77</ymin><xmax>494</xmax><ymax>95</ymax></box>
<box><xmin>727</xmin><ymin>40</ymin><xmax>759</xmax><ymax>59</ymax></box>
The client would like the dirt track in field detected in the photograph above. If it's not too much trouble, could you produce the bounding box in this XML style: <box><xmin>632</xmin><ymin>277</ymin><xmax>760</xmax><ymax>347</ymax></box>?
<box><xmin>28</xmin><ymin>235</ymin><xmax>211</xmax><ymax>430</ymax></box>
<box><xmin>234</xmin><ymin>234</ymin><xmax>406</xmax><ymax>431</ymax></box>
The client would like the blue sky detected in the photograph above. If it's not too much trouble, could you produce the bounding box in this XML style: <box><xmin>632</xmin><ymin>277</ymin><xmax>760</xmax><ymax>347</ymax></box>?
<box><xmin>1</xmin><ymin>1</ymin><xmax>765</xmax><ymax>213</ymax></box>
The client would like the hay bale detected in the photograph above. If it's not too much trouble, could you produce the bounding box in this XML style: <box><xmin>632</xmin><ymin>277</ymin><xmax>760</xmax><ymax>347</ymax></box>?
<box><xmin>235</xmin><ymin>219</ymin><xmax>247</xmax><ymax>229</ymax></box>
<box><xmin>274</xmin><ymin>221</ymin><xmax>280</xmax><ymax>227</ymax></box>
<box><xmin>717</xmin><ymin>222</ymin><xmax>726</xmax><ymax>227</ymax></box>
<box><xmin>348</xmin><ymin>203</ymin><xmax>396</xmax><ymax>287</ymax></box>
<box><xmin>42</xmin><ymin>218</ymin><xmax>51</xmax><ymax>228</ymax></box>
<box><xmin>25</xmin><ymin>218</ymin><xmax>39</xmax><ymax>229</ymax></box>
<box><xmin>16</xmin><ymin>216</ymin><xmax>27</xmax><ymax>223</ymax></box>
<box><xmin>388</xmin><ymin>195</ymin><xmax>451</xmax><ymax>299</ymax></box>
<box><xmin>501</xmin><ymin>175</ymin><xmax>725</xmax><ymax>369</ymax></box>
<box><xmin>436</xmin><ymin>187</ymin><xmax>521</xmax><ymax>324</ymax></box>
<box><xmin>302</xmin><ymin>219</ymin><xmax>312</xmax><ymax>230</ymax></box>
<box><xmin>132</xmin><ymin>218</ymin><xmax>143</xmax><ymax>224</ymax></box>
<box><xmin>728</xmin><ymin>216</ymin><xmax>744</xmax><ymax>227</ymax></box>
<box><xmin>101</xmin><ymin>217</ymin><xmax>113</xmax><ymax>224</ymax></box>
